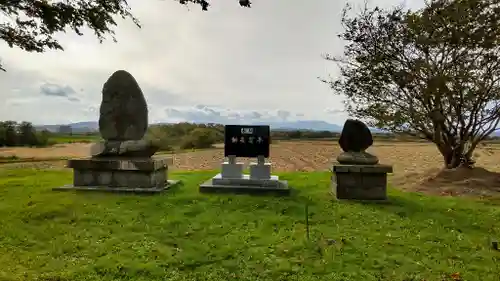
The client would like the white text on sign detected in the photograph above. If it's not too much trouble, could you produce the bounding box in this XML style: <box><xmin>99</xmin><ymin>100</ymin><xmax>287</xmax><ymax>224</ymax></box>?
<box><xmin>241</xmin><ymin>128</ymin><xmax>254</xmax><ymax>134</ymax></box>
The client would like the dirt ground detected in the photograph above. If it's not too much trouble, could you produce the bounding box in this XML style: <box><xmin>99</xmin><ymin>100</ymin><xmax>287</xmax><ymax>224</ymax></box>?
<box><xmin>0</xmin><ymin>143</ymin><xmax>93</xmax><ymax>159</ymax></box>
<box><xmin>2</xmin><ymin>140</ymin><xmax>500</xmax><ymax>197</ymax></box>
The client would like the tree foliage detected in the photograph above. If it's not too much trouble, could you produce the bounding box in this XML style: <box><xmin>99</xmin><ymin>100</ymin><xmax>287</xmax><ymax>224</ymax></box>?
<box><xmin>180</xmin><ymin>127</ymin><xmax>222</xmax><ymax>149</ymax></box>
<box><xmin>0</xmin><ymin>121</ymin><xmax>50</xmax><ymax>147</ymax></box>
<box><xmin>0</xmin><ymin>0</ymin><xmax>252</xmax><ymax>71</ymax></box>
<box><xmin>146</xmin><ymin>122</ymin><xmax>224</xmax><ymax>151</ymax></box>
<box><xmin>323</xmin><ymin>0</ymin><xmax>500</xmax><ymax>168</ymax></box>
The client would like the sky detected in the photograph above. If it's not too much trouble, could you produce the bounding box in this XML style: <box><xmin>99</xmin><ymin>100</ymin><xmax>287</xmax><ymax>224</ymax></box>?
<box><xmin>0</xmin><ymin>0</ymin><xmax>424</xmax><ymax>125</ymax></box>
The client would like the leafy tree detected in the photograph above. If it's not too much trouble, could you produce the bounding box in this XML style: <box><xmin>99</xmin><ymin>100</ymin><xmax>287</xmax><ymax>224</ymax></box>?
<box><xmin>35</xmin><ymin>129</ymin><xmax>51</xmax><ymax>147</ymax></box>
<box><xmin>287</xmin><ymin>130</ymin><xmax>302</xmax><ymax>139</ymax></box>
<box><xmin>0</xmin><ymin>123</ymin><xmax>5</xmax><ymax>146</ymax></box>
<box><xmin>180</xmin><ymin>128</ymin><xmax>222</xmax><ymax>149</ymax></box>
<box><xmin>2</xmin><ymin>121</ymin><xmax>18</xmax><ymax>146</ymax></box>
<box><xmin>145</xmin><ymin>125</ymin><xmax>174</xmax><ymax>151</ymax></box>
<box><xmin>58</xmin><ymin>125</ymin><xmax>72</xmax><ymax>135</ymax></box>
<box><xmin>0</xmin><ymin>0</ymin><xmax>252</xmax><ymax>71</ymax></box>
<box><xmin>0</xmin><ymin>120</ymin><xmax>50</xmax><ymax>147</ymax></box>
<box><xmin>18</xmin><ymin>121</ymin><xmax>38</xmax><ymax>146</ymax></box>
<box><xmin>323</xmin><ymin>0</ymin><xmax>500</xmax><ymax>169</ymax></box>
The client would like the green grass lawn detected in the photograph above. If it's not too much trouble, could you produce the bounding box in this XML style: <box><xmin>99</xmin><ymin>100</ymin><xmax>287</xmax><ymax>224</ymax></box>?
<box><xmin>0</xmin><ymin>169</ymin><xmax>499</xmax><ymax>281</ymax></box>
<box><xmin>49</xmin><ymin>134</ymin><xmax>101</xmax><ymax>144</ymax></box>
<box><xmin>0</xmin><ymin>155</ymin><xmax>70</xmax><ymax>164</ymax></box>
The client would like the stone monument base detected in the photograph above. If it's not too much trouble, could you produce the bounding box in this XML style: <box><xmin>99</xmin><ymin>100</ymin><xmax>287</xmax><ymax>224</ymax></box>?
<box><xmin>221</xmin><ymin>161</ymin><xmax>244</xmax><ymax>178</ymax></box>
<box><xmin>53</xmin><ymin>156</ymin><xmax>181</xmax><ymax>194</ymax></box>
<box><xmin>332</xmin><ymin>164</ymin><xmax>393</xmax><ymax>200</ymax></box>
<box><xmin>200</xmin><ymin>173</ymin><xmax>290</xmax><ymax>195</ymax></box>
<box><xmin>249</xmin><ymin>161</ymin><xmax>271</xmax><ymax>179</ymax></box>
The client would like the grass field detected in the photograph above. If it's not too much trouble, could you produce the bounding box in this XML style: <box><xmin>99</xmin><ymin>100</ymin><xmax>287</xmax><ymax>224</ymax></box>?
<box><xmin>0</xmin><ymin>169</ymin><xmax>499</xmax><ymax>280</ymax></box>
<box><xmin>49</xmin><ymin>134</ymin><xmax>101</xmax><ymax>144</ymax></box>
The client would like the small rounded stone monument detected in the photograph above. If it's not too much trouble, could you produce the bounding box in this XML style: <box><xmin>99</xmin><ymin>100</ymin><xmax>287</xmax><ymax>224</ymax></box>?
<box><xmin>332</xmin><ymin>119</ymin><xmax>392</xmax><ymax>201</ymax></box>
<box><xmin>336</xmin><ymin>119</ymin><xmax>379</xmax><ymax>165</ymax></box>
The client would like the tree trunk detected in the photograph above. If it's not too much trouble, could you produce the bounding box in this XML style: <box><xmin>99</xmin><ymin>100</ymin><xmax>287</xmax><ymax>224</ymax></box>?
<box><xmin>443</xmin><ymin>148</ymin><xmax>462</xmax><ymax>169</ymax></box>
<box><xmin>438</xmin><ymin>141</ymin><xmax>475</xmax><ymax>169</ymax></box>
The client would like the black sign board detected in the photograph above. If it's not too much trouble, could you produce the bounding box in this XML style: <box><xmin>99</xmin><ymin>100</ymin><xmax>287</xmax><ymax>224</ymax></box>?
<box><xmin>224</xmin><ymin>125</ymin><xmax>270</xmax><ymax>158</ymax></box>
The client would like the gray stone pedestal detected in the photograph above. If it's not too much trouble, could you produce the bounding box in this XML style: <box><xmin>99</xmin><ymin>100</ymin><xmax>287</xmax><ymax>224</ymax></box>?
<box><xmin>200</xmin><ymin>156</ymin><xmax>290</xmax><ymax>195</ymax></box>
<box><xmin>249</xmin><ymin>155</ymin><xmax>271</xmax><ymax>180</ymax></box>
<box><xmin>332</xmin><ymin>164</ymin><xmax>393</xmax><ymax>200</ymax></box>
<box><xmin>221</xmin><ymin>155</ymin><xmax>244</xmax><ymax>178</ymax></box>
<box><xmin>221</xmin><ymin>162</ymin><xmax>244</xmax><ymax>178</ymax></box>
<box><xmin>53</xmin><ymin>156</ymin><xmax>181</xmax><ymax>193</ymax></box>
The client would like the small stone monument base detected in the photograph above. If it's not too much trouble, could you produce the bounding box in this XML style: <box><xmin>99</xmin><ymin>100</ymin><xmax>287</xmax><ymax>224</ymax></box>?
<box><xmin>200</xmin><ymin>156</ymin><xmax>290</xmax><ymax>195</ymax></box>
<box><xmin>221</xmin><ymin>161</ymin><xmax>244</xmax><ymax>178</ymax></box>
<box><xmin>53</xmin><ymin>156</ymin><xmax>181</xmax><ymax>194</ymax></box>
<box><xmin>332</xmin><ymin>164</ymin><xmax>393</xmax><ymax>200</ymax></box>
<box><xmin>249</xmin><ymin>161</ymin><xmax>271</xmax><ymax>179</ymax></box>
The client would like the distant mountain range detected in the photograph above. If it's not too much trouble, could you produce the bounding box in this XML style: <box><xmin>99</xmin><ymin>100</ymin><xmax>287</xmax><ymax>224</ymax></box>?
<box><xmin>35</xmin><ymin>121</ymin><xmax>100</xmax><ymax>133</ymax></box>
<box><xmin>35</xmin><ymin>120</ymin><xmax>387</xmax><ymax>133</ymax></box>
<box><xmin>33</xmin><ymin>120</ymin><xmax>500</xmax><ymax>137</ymax></box>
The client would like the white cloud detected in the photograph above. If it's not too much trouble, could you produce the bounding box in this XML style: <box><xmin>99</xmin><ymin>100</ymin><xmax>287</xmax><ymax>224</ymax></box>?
<box><xmin>164</xmin><ymin>104</ymin><xmax>298</xmax><ymax>124</ymax></box>
<box><xmin>325</xmin><ymin>108</ymin><xmax>345</xmax><ymax>115</ymax></box>
<box><xmin>0</xmin><ymin>0</ymin><xmax>424</xmax><ymax>125</ymax></box>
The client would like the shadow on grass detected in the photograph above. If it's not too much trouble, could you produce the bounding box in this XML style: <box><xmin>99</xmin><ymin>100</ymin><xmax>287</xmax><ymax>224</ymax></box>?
<box><xmin>351</xmin><ymin>195</ymin><xmax>426</xmax><ymax>218</ymax></box>
<box><xmin>350</xmin><ymin>193</ymin><xmax>499</xmax><ymax>234</ymax></box>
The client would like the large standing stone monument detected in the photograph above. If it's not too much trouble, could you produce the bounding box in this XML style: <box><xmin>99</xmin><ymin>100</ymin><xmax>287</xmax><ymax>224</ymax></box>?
<box><xmin>332</xmin><ymin>119</ymin><xmax>393</xmax><ymax>200</ymax></box>
<box><xmin>54</xmin><ymin>70</ymin><xmax>180</xmax><ymax>193</ymax></box>
<box><xmin>199</xmin><ymin>125</ymin><xmax>290</xmax><ymax>195</ymax></box>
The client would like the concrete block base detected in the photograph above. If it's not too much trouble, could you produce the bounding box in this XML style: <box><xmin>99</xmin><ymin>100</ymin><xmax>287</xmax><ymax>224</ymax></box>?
<box><xmin>332</xmin><ymin>164</ymin><xmax>393</xmax><ymax>200</ymax></box>
<box><xmin>221</xmin><ymin>162</ymin><xmax>244</xmax><ymax>178</ymax></box>
<box><xmin>249</xmin><ymin>162</ymin><xmax>271</xmax><ymax>179</ymax></box>
<box><xmin>200</xmin><ymin>173</ymin><xmax>290</xmax><ymax>196</ymax></box>
<box><xmin>54</xmin><ymin>156</ymin><xmax>180</xmax><ymax>194</ymax></box>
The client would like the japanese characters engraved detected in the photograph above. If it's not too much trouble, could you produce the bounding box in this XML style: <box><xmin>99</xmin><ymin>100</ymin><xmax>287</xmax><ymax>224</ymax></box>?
<box><xmin>224</xmin><ymin>125</ymin><xmax>270</xmax><ymax>158</ymax></box>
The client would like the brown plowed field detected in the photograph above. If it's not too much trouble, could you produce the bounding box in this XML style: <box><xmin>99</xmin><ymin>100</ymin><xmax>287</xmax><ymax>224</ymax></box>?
<box><xmin>2</xmin><ymin>140</ymin><xmax>500</xmax><ymax>197</ymax></box>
